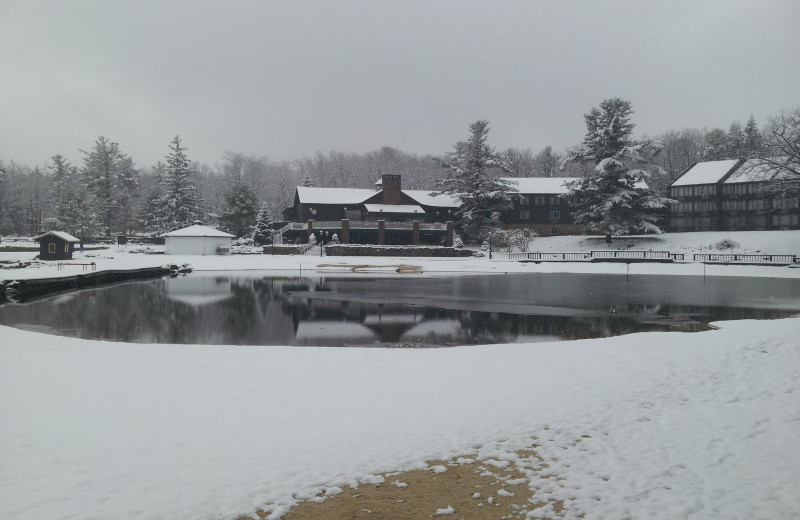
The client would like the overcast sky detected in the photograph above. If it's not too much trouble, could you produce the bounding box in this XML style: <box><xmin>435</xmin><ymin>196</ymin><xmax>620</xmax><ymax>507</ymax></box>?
<box><xmin>2</xmin><ymin>0</ymin><xmax>799</xmax><ymax>170</ymax></box>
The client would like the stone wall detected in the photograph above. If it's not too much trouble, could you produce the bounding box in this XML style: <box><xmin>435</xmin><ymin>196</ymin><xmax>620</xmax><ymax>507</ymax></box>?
<box><xmin>263</xmin><ymin>245</ymin><xmax>306</xmax><ymax>255</ymax></box>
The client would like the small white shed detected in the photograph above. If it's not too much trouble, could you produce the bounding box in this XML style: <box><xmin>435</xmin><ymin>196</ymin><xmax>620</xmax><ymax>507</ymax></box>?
<box><xmin>162</xmin><ymin>225</ymin><xmax>235</xmax><ymax>255</ymax></box>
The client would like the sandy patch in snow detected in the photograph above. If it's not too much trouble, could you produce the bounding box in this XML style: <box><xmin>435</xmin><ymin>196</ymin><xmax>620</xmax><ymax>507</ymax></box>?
<box><xmin>277</xmin><ymin>450</ymin><xmax>558</xmax><ymax>520</ymax></box>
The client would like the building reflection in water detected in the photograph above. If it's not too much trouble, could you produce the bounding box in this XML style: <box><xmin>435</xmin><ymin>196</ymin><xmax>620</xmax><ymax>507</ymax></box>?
<box><xmin>1</xmin><ymin>272</ymin><xmax>799</xmax><ymax>347</ymax></box>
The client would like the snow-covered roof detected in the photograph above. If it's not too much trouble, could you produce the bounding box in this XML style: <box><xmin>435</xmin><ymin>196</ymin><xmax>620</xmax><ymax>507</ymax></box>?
<box><xmin>671</xmin><ymin>160</ymin><xmax>739</xmax><ymax>186</ymax></box>
<box><xmin>403</xmin><ymin>190</ymin><xmax>460</xmax><ymax>208</ymax></box>
<box><xmin>296</xmin><ymin>186</ymin><xmax>375</xmax><ymax>205</ymax></box>
<box><xmin>723</xmin><ymin>158</ymin><xmax>793</xmax><ymax>184</ymax></box>
<box><xmin>364</xmin><ymin>204</ymin><xmax>425</xmax><ymax>214</ymax></box>
<box><xmin>501</xmin><ymin>177</ymin><xmax>579</xmax><ymax>195</ymax></box>
<box><xmin>34</xmin><ymin>231</ymin><xmax>80</xmax><ymax>243</ymax></box>
<box><xmin>161</xmin><ymin>225</ymin><xmax>235</xmax><ymax>238</ymax></box>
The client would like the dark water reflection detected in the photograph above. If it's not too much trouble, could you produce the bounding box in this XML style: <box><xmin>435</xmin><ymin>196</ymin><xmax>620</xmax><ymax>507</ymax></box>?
<box><xmin>1</xmin><ymin>272</ymin><xmax>798</xmax><ymax>347</ymax></box>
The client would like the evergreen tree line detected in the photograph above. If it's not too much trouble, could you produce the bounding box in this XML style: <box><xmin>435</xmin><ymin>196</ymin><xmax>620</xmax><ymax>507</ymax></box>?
<box><xmin>1</xmin><ymin>106</ymin><xmax>797</xmax><ymax>240</ymax></box>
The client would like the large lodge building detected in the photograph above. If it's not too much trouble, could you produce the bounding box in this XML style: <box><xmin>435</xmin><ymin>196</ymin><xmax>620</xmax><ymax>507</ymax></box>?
<box><xmin>277</xmin><ymin>161</ymin><xmax>798</xmax><ymax>246</ymax></box>
<box><xmin>667</xmin><ymin>159</ymin><xmax>799</xmax><ymax>232</ymax></box>
<box><xmin>279</xmin><ymin>174</ymin><xmax>584</xmax><ymax>245</ymax></box>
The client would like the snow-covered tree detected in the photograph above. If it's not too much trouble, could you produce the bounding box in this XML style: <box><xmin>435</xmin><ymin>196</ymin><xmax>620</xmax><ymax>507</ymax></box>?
<box><xmin>566</xmin><ymin>98</ymin><xmax>672</xmax><ymax>242</ymax></box>
<box><xmin>252</xmin><ymin>203</ymin><xmax>273</xmax><ymax>246</ymax></box>
<box><xmin>746</xmin><ymin>107</ymin><xmax>800</xmax><ymax>195</ymax></box>
<box><xmin>219</xmin><ymin>182</ymin><xmax>258</xmax><ymax>237</ymax></box>
<box><xmin>434</xmin><ymin>120</ymin><xmax>515</xmax><ymax>241</ymax></box>
<box><xmin>300</xmin><ymin>167</ymin><xmax>314</xmax><ymax>187</ymax></box>
<box><xmin>48</xmin><ymin>154</ymin><xmax>101</xmax><ymax>236</ymax></box>
<box><xmin>81</xmin><ymin>137</ymin><xmax>140</xmax><ymax>235</ymax></box>
<box><xmin>568</xmin><ymin>159</ymin><xmax>670</xmax><ymax>240</ymax></box>
<box><xmin>150</xmin><ymin>136</ymin><xmax>205</xmax><ymax>232</ymax></box>
<box><xmin>569</xmin><ymin>98</ymin><xmax>635</xmax><ymax>164</ymax></box>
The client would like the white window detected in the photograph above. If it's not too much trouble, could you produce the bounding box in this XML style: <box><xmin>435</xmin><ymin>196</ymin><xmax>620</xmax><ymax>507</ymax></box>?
<box><xmin>48</xmin><ymin>243</ymin><xmax>56</xmax><ymax>254</ymax></box>
<box><xmin>519</xmin><ymin>210</ymin><xmax>530</xmax><ymax>220</ymax></box>
<box><xmin>549</xmin><ymin>210</ymin><xmax>561</xmax><ymax>221</ymax></box>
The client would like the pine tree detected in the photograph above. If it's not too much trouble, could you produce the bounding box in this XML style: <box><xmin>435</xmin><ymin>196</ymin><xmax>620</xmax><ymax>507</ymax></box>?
<box><xmin>81</xmin><ymin>137</ymin><xmax>140</xmax><ymax>235</ymax></box>
<box><xmin>300</xmin><ymin>168</ymin><xmax>314</xmax><ymax>187</ymax></box>
<box><xmin>726</xmin><ymin>121</ymin><xmax>747</xmax><ymax>159</ymax></box>
<box><xmin>219</xmin><ymin>181</ymin><xmax>258</xmax><ymax>237</ymax></box>
<box><xmin>744</xmin><ymin>115</ymin><xmax>763</xmax><ymax>157</ymax></box>
<box><xmin>434</xmin><ymin>120</ymin><xmax>514</xmax><ymax>241</ymax></box>
<box><xmin>566</xmin><ymin>98</ymin><xmax>671</xmax><ymax>242</ymax></box>
<box><xmin>48</xmin><ymin>154</ymin><xmax>101</xmax><ymax>237</ymax></box>
<box><xmin>152</xmin><ymin>135</ymin><xmax>205</xmax><ymax>232</ymax></box>
<box><xmin>568</xmin><ymin>159</ymin><xmax>668</xmax><ymax>239</ymax></box>
<box><xmin>570</xmin><ymin>97</ymin><xmax>635</xmax><ymax>163</ymax></box>
<box><xmin>138</xmin><ymin>162</ymin><xmax>165</xmax><ymax>233</ymax></box>
<box><xmin>703</xmin><ymin>128</ymin><xmax>730</xmax><ymax>160</ymax></box>
<box><xmin>252</xmin><ymin>203</ymin><xmax>273</xmax><ymax>246</ymax></box>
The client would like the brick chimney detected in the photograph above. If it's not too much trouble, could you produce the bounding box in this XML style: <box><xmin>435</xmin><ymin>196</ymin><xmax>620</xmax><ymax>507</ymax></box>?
<box><xmin>381</xmin><ymin>174</ymin><xmax>402</xmax><ymax>205</ymax></box>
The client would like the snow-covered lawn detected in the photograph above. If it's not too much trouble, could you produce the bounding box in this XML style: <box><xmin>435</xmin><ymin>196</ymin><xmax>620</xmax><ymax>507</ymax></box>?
<box><xmin>2</xmin><ymin>230</ymin><xmax>800</xmax><ymax>282</ymax></box>
<box><xmin>1</xmin><ymin>231</ymin><xmax>799</xmax><ymax>519</ymax></box>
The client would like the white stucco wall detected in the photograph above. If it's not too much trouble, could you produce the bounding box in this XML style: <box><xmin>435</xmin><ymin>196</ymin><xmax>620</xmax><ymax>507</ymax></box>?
<box><xmin>164</xmin><ymin>236</ymin><xmax>231</xmax><ymax>255</ymax></box>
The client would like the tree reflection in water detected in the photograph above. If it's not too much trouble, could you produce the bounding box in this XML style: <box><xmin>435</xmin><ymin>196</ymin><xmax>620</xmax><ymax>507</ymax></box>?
<box><xmin>0</xmin><ymin>272</ymin><xmax>798</xmax><ymax>347</ymax></box>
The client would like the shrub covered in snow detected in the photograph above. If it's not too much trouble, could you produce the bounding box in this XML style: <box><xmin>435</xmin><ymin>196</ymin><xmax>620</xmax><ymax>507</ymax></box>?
<box><xmin>714</xmin><ymin>238</ymin><xmax>740</xmax><ymax>250</ymax></box>
<box><xmin>483</xmin><ymin>228</ymin><xmax>538</xmax><ymax>252</ymax></box>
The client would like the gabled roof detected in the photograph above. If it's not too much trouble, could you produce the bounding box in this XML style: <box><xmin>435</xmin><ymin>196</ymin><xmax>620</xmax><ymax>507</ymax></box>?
<box><xmin>364</xmin><ymin>204</ymin><xmax>425</xmax><ymax>214</ymax></box>
<box><xmin>723</xmin><ymin>158</ymin><xmax>793</xmax><ymax>184</ymax></box>
<box><xmin>296</xmin><ymin>185</ymin><xmax>461</xmax><ymax>208</ymax></box>
<box><xmin>162</xmin><ymin>225</ymin><xmax>235</xmax><ymax>238</ymax></box>
<box><xmin>403</xmin><ymin>190</ymin><xmax>460</xmax><ymax>208</ymax></box>
<box><xmin>671</xmin><ymin>160</ymin><xmax>739</xmax><ymax>186</ymax></box>
<box><xmin>296</xmin><ymin>186</ymin><xmax>376</xmax><ymax>205</ymax></box>
<box><xmin>501</xmin><ymin>177</ymin><xmax>579</xmax><ymax>195</ymax></box>
<box><xmin>34</xmin><ymin>231</ymin><xmax>80</xmax><ymax>243</ymax></box>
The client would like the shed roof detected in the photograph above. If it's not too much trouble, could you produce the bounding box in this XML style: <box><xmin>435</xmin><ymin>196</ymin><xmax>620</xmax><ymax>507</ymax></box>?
<box><xmin>162</xmin><ymin>225</ymin><xmax>235</xmax><ymax>238</ymax></box>
<box><xmin>671</xmin><ymin>160</ymin><xmax>739</xmax><ymax>186</ymax></box>
<box><xmin>34</xmin><ymin>231</ymin><xmax>80</xmax><ymax>243</ymax></box>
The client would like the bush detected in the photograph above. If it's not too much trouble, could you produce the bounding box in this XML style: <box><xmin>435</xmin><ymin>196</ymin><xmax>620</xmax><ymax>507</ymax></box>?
<box><xmin>714</xmin><ymin>238</ymin><xmax>740</xmax><ymax>251</ymax></box>
<box><xmin>484</xmin><ymin>228</ymin><xmax>538</xmax><ymax>252</ymax></box>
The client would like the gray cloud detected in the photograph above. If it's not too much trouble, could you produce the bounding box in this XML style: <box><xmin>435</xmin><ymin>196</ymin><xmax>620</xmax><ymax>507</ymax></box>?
<box><xmin>2</xmin><ymin>0</ymin><xmax>798</xmax><ymax>168</ymax></box>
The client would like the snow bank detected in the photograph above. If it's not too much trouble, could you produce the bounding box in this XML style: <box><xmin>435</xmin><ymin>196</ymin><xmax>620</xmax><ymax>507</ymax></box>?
<box><xmin>1</xmin><ymin>318</ymin><xmax>799</xmax><ymax>520</ymax></box>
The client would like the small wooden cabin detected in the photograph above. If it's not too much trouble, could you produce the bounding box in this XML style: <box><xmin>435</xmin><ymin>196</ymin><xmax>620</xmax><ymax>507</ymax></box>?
<box><xmin>34</xmin><ymin>231</ymin><xmax>81</xmax><ymax>261</ymax></box>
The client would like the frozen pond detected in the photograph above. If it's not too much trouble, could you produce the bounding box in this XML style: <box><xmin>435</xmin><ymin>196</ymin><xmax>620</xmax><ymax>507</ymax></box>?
<box><xmin>1</xmin><ymin>271</ymin><xmax>799</xmax><ymax>347</ymax></box>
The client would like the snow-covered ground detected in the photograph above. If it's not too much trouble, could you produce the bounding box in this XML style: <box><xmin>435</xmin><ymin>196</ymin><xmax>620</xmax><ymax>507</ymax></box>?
<box><xmin>2</xmin><ymin>230</ymin><xmax>800</xmax><ymax>282</ymax></box>
<box><xmin>1</xmin><ymin>231</ymin><xmax>799</xmax><ymax>519</ymax></box>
